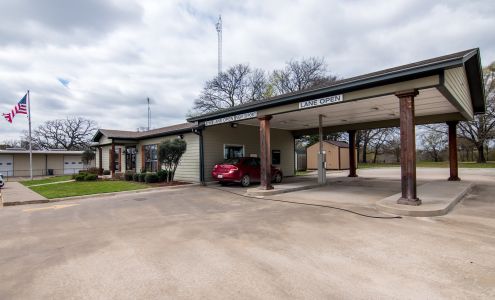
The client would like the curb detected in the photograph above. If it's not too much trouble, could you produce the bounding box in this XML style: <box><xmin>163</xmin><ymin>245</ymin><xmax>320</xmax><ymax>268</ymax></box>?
<box><xmin>246</xmin><ymin>183</ymin><xmax>323</xmax><ymax>196</ymax></box>
<box><xmin>375</xmin><ymin>182</ymin><xmax>473</xmax><ymax>217</ymax></box>
<box><xmin>2</xmin><ymin>183</ymin><xmax>200</xmax><ymax>206</ymax></box>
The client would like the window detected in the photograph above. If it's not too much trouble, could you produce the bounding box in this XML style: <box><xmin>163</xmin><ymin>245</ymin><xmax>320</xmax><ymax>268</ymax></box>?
<box><xmin>144</xmin><ymin>144</ymin><xmax>158</xmax><ymax>172</ymax></box>
<box><xmin>114</xmin><ymin>149</ymin><xmax>120</xmax><ymax>171</ymax></box>
<box><xmin>272</xmin><ymin>150</ymin><xmax>281</xmax><ymax>165</ymax></box>
<box><xmin>224</xmin><ymin>145</ymin><xmax>244</xmax><ymax>159</ymax></box>
<box><xmin>126</xmin><ymin>147</ymin><xmax>137</xmax><ymax>171</ymax></box>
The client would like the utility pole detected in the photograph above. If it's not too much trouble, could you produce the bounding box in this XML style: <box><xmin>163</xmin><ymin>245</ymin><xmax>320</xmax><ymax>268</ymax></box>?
<box><xmin>216</xmin><ymin>15</ymin><xmax>222</xmax><ymax>75</ymax></box>
<box><xmin>147</xmin><ymin>97</ymin><xmax>151</xmax><ymax>131</ymax></box>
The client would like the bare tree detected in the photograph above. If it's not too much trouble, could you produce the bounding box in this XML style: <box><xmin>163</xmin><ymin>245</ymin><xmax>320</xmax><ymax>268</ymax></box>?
<box><xmin>356</xmin><ymin>129</ymin><xmax>384</xmax><ymax>163</ymax></box>
<box><xmin>420</xmin><ymin>125</ymin><xmax>448</xmax><ymax>162</ymax></box>
<box><xmin>191</xmin><ymin>64</ymin><xmax>268</xmax><ymax>115</ymax></box>
<box><xmin>383</xmin><ymin>130</ymin><xmax>401</xmax><ymax>163</ymax></box>
<box><xmin>27</xmin><ymin>117</ymin><xmax>98</xmax><ymax>150</ymax></box>
<box><xmin>270</xmin><ymin>57</ymin><xmax>337</xmax><ymax>95</ymax></box>
<box><xmin>370</xmin><ymin>128</ymin><xmax>395</xmax><ymax>163</ymax></box>
<box><xmin>0</xmin><ymin>139</ymin><xmax>22</xmax><ymax>149</ymax></box>
<box><xmin>457</xmin><ymin>62</ymin><xmax>495</xmax><ymax>163</ymax></box>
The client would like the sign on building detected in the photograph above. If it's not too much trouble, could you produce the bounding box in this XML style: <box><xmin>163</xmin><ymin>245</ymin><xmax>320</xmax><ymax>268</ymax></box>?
<box><xmin>298</xmin><ymin>94</ymin><xmax>343</xmax><ymax>109</ymax></box>
<box><xmin>205</xmin><ymin>111</ymin><xmax>258</xmax><ymax>126</ymax></box>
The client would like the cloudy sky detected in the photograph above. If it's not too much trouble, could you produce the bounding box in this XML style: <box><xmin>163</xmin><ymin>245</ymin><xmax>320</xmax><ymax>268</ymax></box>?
<box><xmin>0</xmin><ymin>0</ymin><xmax>494</xmax><ymax>140</ymax></box>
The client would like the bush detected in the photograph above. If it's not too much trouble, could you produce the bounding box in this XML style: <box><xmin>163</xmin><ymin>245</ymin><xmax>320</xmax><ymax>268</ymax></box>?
<box><xmin>114</xmin><ymin>172</ymin><xmax>124</xmax><ymax>180</ymax></box>
<box><xmin>139</xmin><ymin>173</ymin><xmax>147</xmax><ymax>182</ymax></box>
<box><xmin>86</xmin><ymin>167</ymin><xmax>102</xmax><ymax>175</ymax></box>
<box><xmin>85</xmin><ymin>174</ymin><xmax>98</xmax><ymax>181</ymax></box>
<box><xmin>75</xmin><ymin>174</ymin><xmax>86</xmax><ymax>181</ymax></box>
<box><xmin>157</xmin><ymin>170</ymin><xmax>168</xmax><ymax>182</ymax></box>
<box><xmin>133</xmin><ymin>173</ymin><xmax>140</xmax><ymax>182</ymax></box>
<box><xmin>102</xmin><ymin>170</ymin><xmax>111</xmax><ymax>175</ymax></box>
<box><xmin>145</xmin><ymin>173</ymin><xmax>159</xmax><ymax>183</ymax></box>
<box><xmin>124</xmin><ymin>171</ymin><xmax>135</xmax><ymax>181</ymax></box>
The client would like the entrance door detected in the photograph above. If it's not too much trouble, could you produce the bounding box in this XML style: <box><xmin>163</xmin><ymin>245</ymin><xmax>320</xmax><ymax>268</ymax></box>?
<box><xmin>0</xmin><ymin>155</ymin><xmax>14</xmax><ymax>177</ymax></box>
<box><xmin>126</xmin><ymin>147</ymin><xmax>136</xmax><ymax>171</ymax></box>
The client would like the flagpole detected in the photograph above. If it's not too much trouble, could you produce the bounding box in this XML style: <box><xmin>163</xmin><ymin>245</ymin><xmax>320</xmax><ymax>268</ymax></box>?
<box><xmin>28</xmin><ymin>90</ymin><xmax>33</xmax><ymax>180</ymax></box>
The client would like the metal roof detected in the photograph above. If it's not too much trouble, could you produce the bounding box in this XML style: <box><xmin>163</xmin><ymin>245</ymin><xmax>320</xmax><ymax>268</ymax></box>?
<box><xmin>93</xmin><ymin>122</ymin><xmax>198</xmax><ymax>142</ymax></box>
<box><xmin>188</xmin><ymin>48</ymin><xmax>485</xmax><ymax>123</ymax></box>
<box><xmin>0</xmin><ymin>150</ymin><xmax>84</xmax><ymax>155</ymax></box>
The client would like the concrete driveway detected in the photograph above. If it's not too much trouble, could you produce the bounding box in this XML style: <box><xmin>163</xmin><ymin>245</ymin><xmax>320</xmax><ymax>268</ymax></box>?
<box><xmin>0</xmin><ymin>169</ymin><xmax>494</xmax><ymax>299</ymax></box>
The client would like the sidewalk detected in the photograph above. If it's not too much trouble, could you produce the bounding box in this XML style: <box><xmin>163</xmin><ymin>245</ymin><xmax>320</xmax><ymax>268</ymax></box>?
<box><xmin>1</xmin><ymin>182</ymin><xmax>48</xmax><ymax>206</ymax></box>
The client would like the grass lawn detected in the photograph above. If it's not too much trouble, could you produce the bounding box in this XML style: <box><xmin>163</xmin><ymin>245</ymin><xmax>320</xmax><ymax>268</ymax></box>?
<box><xmin>358</xmin><ymin>161</ymin><xmax>495</xmax><ymax>169</ymax></box>
<box><xmin>296</xmin><ymin>170</ymin><xmax>311</xmax><ymax>176</ymax></box>
<box><xmin>21</xmin><ymin>175</ymin><xmax>73</xmax><ymax>187</ymax></box>
<box><xmin>29</xmin><ymin>180</ymin><xmax>150</xmax><ymax>199</ymax></box>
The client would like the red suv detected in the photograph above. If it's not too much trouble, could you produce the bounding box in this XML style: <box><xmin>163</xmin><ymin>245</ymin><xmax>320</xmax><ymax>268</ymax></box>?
<box><xmin>212</xmin><ymin>157</ymin><xmax>283</xmax><ymax>187</ymax></box>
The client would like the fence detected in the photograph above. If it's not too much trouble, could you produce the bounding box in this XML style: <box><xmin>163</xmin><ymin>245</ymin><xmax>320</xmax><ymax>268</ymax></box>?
<box><xmin>295</xmin><ymin>153</ymin><xmax>307</xmax><ymax>171</ymax></box>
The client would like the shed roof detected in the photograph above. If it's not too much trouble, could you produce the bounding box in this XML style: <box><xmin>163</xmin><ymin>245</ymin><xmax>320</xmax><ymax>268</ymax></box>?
<box><xmin>0</xmin><ymin>150</ymin><xmax>84</xmax><ymax>155</ymax></box>
<box><xmin>93</xmin><ymin>122</ymin><xmax>197</xmax><ymax>142</ymax></box>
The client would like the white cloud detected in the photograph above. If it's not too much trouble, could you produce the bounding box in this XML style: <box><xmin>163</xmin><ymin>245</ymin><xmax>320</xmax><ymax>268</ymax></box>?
<box><xmin>0</xmin><ymin>0</ymin><xmax>494</xmax><ymax>140</ymax></box>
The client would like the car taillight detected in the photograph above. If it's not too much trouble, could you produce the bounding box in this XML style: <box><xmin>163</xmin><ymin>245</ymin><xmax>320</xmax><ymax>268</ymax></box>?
<box><xmin>228</xmin><ymin>167</ymin><xmax>238</xmax><ymax>173</ymax></box>
<box><xmin>214</xmin><ymin>164</ymin><xmax>219</xmax><ymax>169</ymax></box>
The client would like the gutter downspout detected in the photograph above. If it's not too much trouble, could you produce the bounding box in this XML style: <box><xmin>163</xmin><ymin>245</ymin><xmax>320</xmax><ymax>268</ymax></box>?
<box><xmin>192</xmin><ymin>125</ymin><xmax>206</xmax><ymax>186</ymax></box>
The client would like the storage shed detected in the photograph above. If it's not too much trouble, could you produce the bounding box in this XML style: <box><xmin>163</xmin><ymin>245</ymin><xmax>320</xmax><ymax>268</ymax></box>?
<box><xmin>306</xmin><ymin>141</ymin><xmax>351</xmax><ymax>170</ymax></box>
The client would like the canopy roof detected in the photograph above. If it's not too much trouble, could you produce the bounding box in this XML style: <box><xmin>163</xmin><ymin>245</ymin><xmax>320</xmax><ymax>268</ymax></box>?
<box><xmin>188</xmin><ymin>48</ymin><xmax>485</xmax><ymax>135</ymax></box>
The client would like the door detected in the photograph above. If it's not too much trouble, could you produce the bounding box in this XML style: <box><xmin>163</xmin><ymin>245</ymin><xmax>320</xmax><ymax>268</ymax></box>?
<box><xmin>0</xmin><ymin>155</ymin><xmax>14</xmax><ymax>177</ymax></box>
<box><xmin>126</xmin><ymin>147</ymin><xmax>136</xmax><ymax>171</ymax></box>
<box><xmin>64</xmin><ymin>156</ymin><xmax>84</xmax><ymax>174</ymax></box>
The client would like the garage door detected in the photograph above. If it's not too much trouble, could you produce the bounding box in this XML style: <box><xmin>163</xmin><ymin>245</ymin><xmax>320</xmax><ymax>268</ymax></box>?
<box><xmin>0</xmin><ymin>155</ymin><xmax>14</xmax><ymax>177</ymax></box>
<box><xmin>64</xmin><ymin>156</ymin><xmax>84</xmax><ymax>175</ymax></box>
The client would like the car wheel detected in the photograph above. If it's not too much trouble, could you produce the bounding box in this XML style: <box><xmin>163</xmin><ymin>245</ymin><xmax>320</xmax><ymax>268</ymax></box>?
<box><xmin>240</xmin><ymin>175</ymin><xmax>251</xmax><ymax>187</ymax></box>
<box><xmin>274</xmin><ymin>172</ymin><xmax>283</xmax><ymax>183</ymax></box>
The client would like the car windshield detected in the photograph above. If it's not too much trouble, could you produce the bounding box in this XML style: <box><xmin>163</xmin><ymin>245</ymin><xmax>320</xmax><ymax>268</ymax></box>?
<box><xmin>223</xmin><ymin>158</ymin><xmax>241</xmax><ymax>165</ymax></box>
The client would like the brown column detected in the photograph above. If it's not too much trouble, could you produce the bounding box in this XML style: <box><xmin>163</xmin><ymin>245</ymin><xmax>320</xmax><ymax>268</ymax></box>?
<box><xmin>98</xmin><ymin>147</ymin><xmax>103</xmax><ymax>175</ymax></box>
<box><xmin>141</xmin><ymin>145</ymin><xmax>145</xmax><ymax>172</ymax></box>
<box><xmin>348</xmin><ymin>130</ymin><xmax>358</xmax><ymax>177</ymax></box>
<box><xmin>110</xmin><ymin>143</ymin><xmax>115</xmax><ymax>177</ymax></box>
<box><xmin>396</xmin><ymin>89</ymin><xmax>421</xmax><ymax>206</ymax></box>
<box><xmin>259</xmin><ymin>115</ymin><xmax>273</xmax><ymax>190</ymax></box>
<box><xmin>118</xmin><ymin>148</ymin><xmax>122</xmax><ymax>172</ymax></box>
<box><xmin>447</xmin><ymin>121</ymin><xmax>460</xmax><ymax>181</ymax></box>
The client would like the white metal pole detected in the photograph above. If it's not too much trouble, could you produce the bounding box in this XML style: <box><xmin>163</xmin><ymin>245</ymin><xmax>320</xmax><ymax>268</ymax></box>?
<box><xmin>27</xmin><ymin>90</ymin><xmax>33</xmax><ymax>180</ymax></box>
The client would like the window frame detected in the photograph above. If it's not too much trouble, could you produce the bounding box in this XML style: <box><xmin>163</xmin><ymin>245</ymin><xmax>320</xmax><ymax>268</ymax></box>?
<box><xmin>223</xmin><ymin>144</ymin><xmax>245</xmax><ymax>160</ymax></box>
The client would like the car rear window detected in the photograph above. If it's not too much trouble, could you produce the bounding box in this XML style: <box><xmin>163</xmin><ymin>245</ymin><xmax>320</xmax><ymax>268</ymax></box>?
<box><xmin>223</xmin><ymin>158</ymin><xmax>241</xmax><ymax>165</ymax></box>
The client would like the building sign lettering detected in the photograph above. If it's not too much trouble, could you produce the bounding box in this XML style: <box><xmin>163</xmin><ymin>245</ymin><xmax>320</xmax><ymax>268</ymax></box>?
<box><xmin>205</xmin><ymin>111</ymin><xmax>258</xmax><ymax>126</ymax></box>
<box><xmin>298</xmin><ymin>94</ymin><xmax>343</xmax><ymax>109</ymax></box>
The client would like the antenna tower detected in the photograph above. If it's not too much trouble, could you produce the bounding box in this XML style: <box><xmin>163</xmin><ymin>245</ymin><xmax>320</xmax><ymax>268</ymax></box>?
<box><xmin>147</xmin><ymin>97</ymin><xmax>151</xmax><ymax>131</ymax></box>
<box><xmin>216</xmin><ymin>15</ymin><xmax>222</xmax><ymax>74</ymax></box>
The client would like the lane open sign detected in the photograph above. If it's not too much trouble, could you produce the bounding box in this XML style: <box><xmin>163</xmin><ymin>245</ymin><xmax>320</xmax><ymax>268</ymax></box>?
<box><xmin>298</xmin><ymin>94</ymin><xmax>343</xmax><ymax>109</ymax></box>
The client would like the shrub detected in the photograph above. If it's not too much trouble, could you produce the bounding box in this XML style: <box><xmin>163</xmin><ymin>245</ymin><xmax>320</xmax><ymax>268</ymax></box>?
<box><xmin>124</xmin><ymin>171</ymin><xmax>135</xmax><ymax>181</ymax></box>
<box><xmin>102</xmin><ymin>170</ymin><xmax>111</xmax><ymax>175</ymax></box>
<box><xmin>114</xmin><ymin>172</ymin><xmax>124</xmax><ymax>180</ymax></box>
<box><xmin>85</xmin><ymin>174</ymin><xmax>98</xmax><ymax>181</ymax></box>
<box><xmin>133</xmin><ymin>173</ymin><xmax>140</xmax><ymax>182</ymax></box>
<box><xmin>86</xmin><ymin>167</ymin><xmax>102</xmax><ymax>175</ymax></box>
<box><xmin>139</xmin><ymin>173</ymin><xmax>147</xmax><ymax>182</ymax></box>
<box><xmin>145</xmin><ymin>173</ymin><xmax>159</xmax><ymax>183</ymax></box>
<box><xmin>157</xmin><ymin>170</ymin><xmax>168</xmax><ymax>182</ymax></box>
<box><xmin>75</xmin><ymin>174</ymin><xmax>86</xmax><ymax>181</ymax></box>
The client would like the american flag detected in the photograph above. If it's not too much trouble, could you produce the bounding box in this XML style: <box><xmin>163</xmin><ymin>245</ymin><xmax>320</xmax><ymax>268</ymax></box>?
<box><xmin>2</xmin><ymin>94</ymin><xmax>28</xmax><ymax>123</ymax></box>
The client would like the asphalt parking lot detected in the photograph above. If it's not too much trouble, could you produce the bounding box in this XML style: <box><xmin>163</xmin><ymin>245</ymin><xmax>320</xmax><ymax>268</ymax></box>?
<box><xmin>0</xmin><ymin>169</ymin><xmax>494</xmax><ymax>299</ymax></box>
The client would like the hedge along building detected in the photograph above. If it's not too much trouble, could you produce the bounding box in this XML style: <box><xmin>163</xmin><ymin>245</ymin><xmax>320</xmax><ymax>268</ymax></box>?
<box><xmin>187</xmin><ymin>48</ymin><xmax>485</xmax><ymax>206</ymax></box>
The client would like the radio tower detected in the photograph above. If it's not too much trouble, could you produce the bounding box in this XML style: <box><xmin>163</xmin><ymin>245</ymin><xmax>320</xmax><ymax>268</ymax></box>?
<box><xmin>216</xmin><ymin>15</ymin><xmax>222</xmax><ymax>74</ymax></box>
